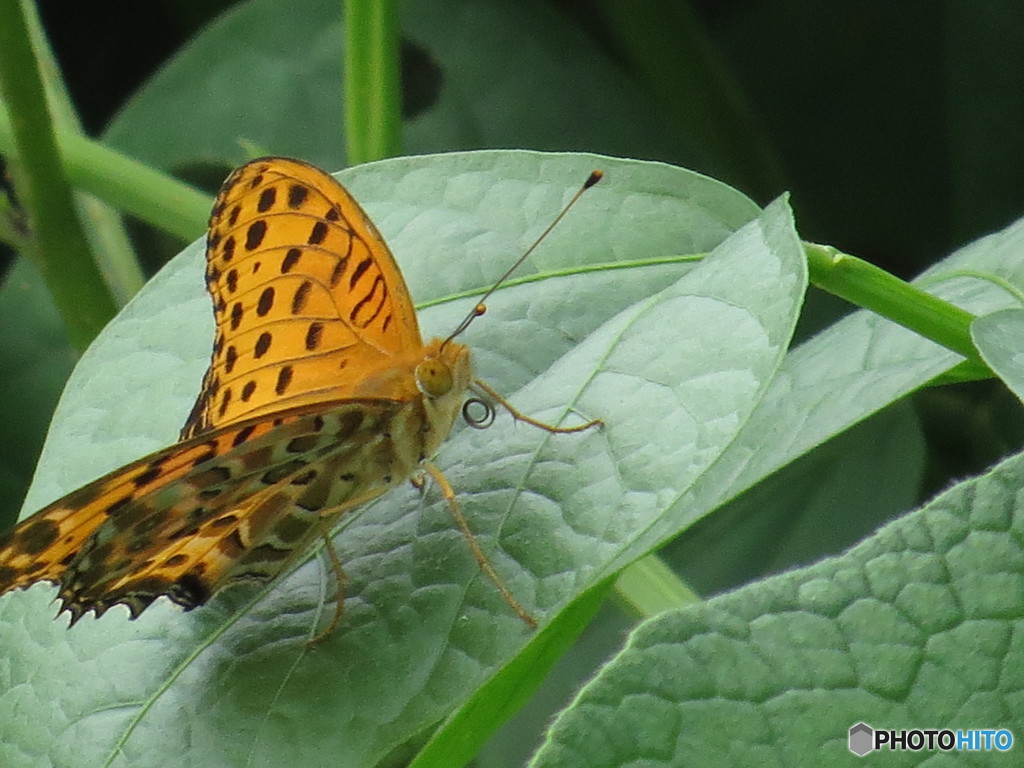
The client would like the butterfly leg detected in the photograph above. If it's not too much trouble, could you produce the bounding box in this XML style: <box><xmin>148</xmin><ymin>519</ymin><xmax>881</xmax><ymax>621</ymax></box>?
<box><xmin>409</xmin><ymin>469</ymin><xmax>427</xmax><ymax>492</ymax></box>
<box><xmin>306</xmin><ymin>525</ymin><xmax>348</xmax><ymax>646</ymax></box>
<box><xmin>473</xmin><ymin>379</ymin><xmax>602</xmax><ymax>433</ymax></box>
<box><xmin>422</xmin><ymin>460</ymin><xmax>537</xmax><ymax>629</ymax></box>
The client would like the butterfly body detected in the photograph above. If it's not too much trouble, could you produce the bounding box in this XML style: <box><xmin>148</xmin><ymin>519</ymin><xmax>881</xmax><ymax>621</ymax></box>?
<box><xmin>0</xmin><ymin>158</ymin><xmax>474</xmax><ymax>625</ymax></box>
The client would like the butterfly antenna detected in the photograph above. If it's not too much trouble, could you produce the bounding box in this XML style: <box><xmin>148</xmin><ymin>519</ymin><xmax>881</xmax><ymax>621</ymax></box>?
<box><xmin>444</xmin><ymin>170</ymin><xmax>603</xmax><ymax>345</ymax></box>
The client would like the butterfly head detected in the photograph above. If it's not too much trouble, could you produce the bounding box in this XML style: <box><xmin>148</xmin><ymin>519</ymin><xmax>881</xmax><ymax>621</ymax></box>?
<box><xmin>417</xmin><ymin>338</ymin><xmax>472</xmax><ymax>453</ymax></box>
<box><xmin>416</xmin><ymin>338</ymin><xmax>471</xmax><ymax>398</ymax></box>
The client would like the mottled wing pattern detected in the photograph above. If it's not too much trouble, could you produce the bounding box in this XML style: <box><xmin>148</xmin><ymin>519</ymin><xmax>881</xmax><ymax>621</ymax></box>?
<box><xmin>0</xmin><ymin>413</ymin><xmax>298</xmax><ymax>606</ymax></box>
<box><xmin>182</xmin><ymin>157</ymin><xmax>424</xmax><ymax>438</ymax></box>
<box><xmin>0</xmin><ymin>401</ymin><xmax>409</xmax><ymax>621</ymax></box>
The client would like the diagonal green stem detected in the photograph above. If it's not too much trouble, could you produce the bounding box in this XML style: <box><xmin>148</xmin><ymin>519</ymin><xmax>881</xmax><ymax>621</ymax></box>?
<box><xmin>0</xmin><ymin>109</ymin><xmax>212</xmax><ymax>243</ymax></box>
<box><xmin>19</xmin><ymin>0</ymin><xmax>144</xmax><ymax>304</ymax></box>
<box><xmin>343</xmin><ymin>0</ymin><xmax>402</xmax><ymax>164</ymax></box>
<box><xmin>805</xmin><ymin>242</ymin><xmax>986</xmax><ymax>373</ymax></box>
<box><xmin>614</xmin><ymin>554</ymin><xmax>701</xmax><ymax>618</ymax></box>
<box><xmin>0</xmin><ymin>0</ymin><xmax>117</xmax><ymax>350</ymax></box>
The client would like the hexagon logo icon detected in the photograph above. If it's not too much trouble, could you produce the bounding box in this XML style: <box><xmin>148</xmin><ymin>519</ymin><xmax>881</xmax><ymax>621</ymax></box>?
<box><xmin>849</xmin><ymin>722</ymin><xmax>874</xmax><ymax>756</ymax></box>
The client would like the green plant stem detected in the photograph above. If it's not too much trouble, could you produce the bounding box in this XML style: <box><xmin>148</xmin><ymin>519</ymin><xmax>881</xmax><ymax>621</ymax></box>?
<box><xmin>0</xmin><ymin>108</ymin><xmax>212</xmax><ymax>243</ymax></box>
<box><xmin>344</xmin><ymin>0</ymin><xmax>402</xmax><ymax>164</ymax></box>
<box><xmin>0</xmin><ymin>0</ymin><xmax>117</xmax><ymax>350</ymax></box>
<box><xmin>805</xmin><ymin>242</ymin><xmax>984</xmax><ymax>368</ymax></box>
<box><xmin>614</xmin><ymin>554</ymin><xmax>700</xmax><ymax>619</ymax></box>
<box><xmin>21</xmin><ymin>0</ymin><xmax>144</xmax><ymax>304</ymax></box>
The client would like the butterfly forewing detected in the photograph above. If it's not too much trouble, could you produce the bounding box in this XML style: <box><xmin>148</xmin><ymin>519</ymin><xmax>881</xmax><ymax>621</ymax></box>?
<box><xmin>184</xmin><ymin>157</ymin><xmax>424</xmax><ymax>438</ymax></box>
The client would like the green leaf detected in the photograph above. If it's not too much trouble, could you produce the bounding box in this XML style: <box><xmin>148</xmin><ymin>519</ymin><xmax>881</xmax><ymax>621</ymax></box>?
<box><xmin>680</xmin><ymin>215</ymin><xmax>1024</xmax><ymax>530</ymax></box>
<box><xmin>3</xmin><ymin>151</ymin><xmax>798</xmax><ymax>768</ymax></box>
<box><xmin>532</xmin><ymin>444</ymin><xmax>1024</xmax><ymax>767</ymax></box>
<box><xmin>973</xmin><ymin>308</ymin><xmax>1024</xmax><ymax>403</ymax></box>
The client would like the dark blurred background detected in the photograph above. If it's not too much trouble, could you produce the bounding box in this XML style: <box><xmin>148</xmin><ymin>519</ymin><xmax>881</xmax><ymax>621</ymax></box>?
<box><xmin>37</xmin><ymin>1</ymin><xmax>1024</xmax><ymax>274</ymax></box>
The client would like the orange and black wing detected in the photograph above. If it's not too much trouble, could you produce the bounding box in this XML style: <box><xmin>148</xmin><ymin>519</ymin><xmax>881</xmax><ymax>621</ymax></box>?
<box><xmin>183</xmin><ymin>157</ymin><xmax>424</xmax><ymax>438</ymax></box>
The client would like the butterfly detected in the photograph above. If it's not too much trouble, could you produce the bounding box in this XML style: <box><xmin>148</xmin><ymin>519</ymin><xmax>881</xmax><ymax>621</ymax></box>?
<box><xmin>0</xmin><ymin>157</ymin><xmax>601</xmax><ymax>639</ymax></box>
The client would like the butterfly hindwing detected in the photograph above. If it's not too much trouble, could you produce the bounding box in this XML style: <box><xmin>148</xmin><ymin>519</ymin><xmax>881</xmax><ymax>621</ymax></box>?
<box><xmin>0</xmin><ymin>418</ymin><xmax>289</xmax><ymax>597</ymax></box>
<box><xmin>69</xmin><ymin>400</ymin><xmax>411</xmax><ymax>620</ymax></box>
<box><xmin>0</xmin><ymin>399</ymin><xmax>412</xmax><ymax>622</ymax></box>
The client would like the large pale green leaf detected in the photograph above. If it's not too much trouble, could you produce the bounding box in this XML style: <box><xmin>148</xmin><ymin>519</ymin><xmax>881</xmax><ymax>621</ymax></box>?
<box><xmin>2</xmin><ymin>151</ymin><xmax>806</xmax><ymax>768</ymax></box>
<box><xmin>8</xmin><ymin>0</ymin><xmax>705</xmax><ymax>539</ymax></box>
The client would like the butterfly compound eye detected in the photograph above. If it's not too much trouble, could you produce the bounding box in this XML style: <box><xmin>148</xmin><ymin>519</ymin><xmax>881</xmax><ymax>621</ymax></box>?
<box><xmin>415</xmin><ymin>359</ymin><xmax>454</xmax><ymax>398</ymax></box>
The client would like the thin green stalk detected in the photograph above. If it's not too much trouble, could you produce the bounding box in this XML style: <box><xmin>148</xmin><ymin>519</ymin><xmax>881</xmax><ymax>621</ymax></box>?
<box><xmin>0</xmin><ymin>108</ymin><xmax>212</xmax><ymax>243</ymax></box>
<box><xmin>21</xmin><ymin>0</ymin><xmax>143</xmax><ymax>303</ymax></box>
<box><xmin>614</xmin><ymin>554</ymin><xmax>700</xmax><ymax>619</ymax></box>
<box><xmin>805</xmin><ymin>242</ymin><xmax>984</xmax><ymax>369</ymax></box>
<box><xmin>0</xmin><ymin>0</ymin><xmax>117</xmax><ymax>350</ymax></box>
<box><xmin>56</xmin><ymin>129</ymin><xmax>212</xmax><ymax>243</ymax></box>
<box><xmin>344</xmin><ymin>0</ymin><xmax>402</xmax><ymax>164</ymax></box>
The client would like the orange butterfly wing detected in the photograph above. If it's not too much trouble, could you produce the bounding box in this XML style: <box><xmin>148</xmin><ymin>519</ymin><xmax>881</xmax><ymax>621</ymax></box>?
<box><xmin>183</xmin><ymin>157</ymin><xmax>424</xmax><ymax>438</ymax></box>
<box><xmin>0</xmin><ymin>157</ymin><xmax>468</xmax><ymax>623</ymax></box>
